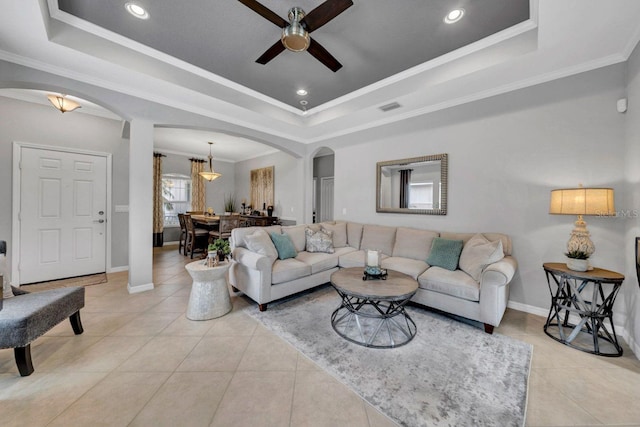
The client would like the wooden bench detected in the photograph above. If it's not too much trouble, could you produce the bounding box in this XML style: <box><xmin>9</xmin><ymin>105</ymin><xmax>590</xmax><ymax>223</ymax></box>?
<box><xmin>0</xmin><ymin>286</ymin><xmax>85</xmax><ymax>376</ymax></box>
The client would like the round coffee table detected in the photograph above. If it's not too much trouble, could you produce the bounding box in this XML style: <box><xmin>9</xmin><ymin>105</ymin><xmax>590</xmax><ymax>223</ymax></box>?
<box><xmin>330</xmin><ymin>267</ymin><xmax>418</xmax><ymax>348</ymax></box>
<box><xmin>185</xmin><ymin>260</ymin><xmax>232</xmax><ymax>320</ymax></box>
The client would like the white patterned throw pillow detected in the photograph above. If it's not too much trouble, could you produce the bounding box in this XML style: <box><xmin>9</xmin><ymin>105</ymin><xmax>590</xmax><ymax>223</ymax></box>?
<box><xmin>305</xmin><ymin>228</ymin><xmax>335</xmax><ymax>254</ymax></box>
<box><xmin>459</xmin><ymin>233</ymin><xmax>504</xmax><ymax>282</ymax></box>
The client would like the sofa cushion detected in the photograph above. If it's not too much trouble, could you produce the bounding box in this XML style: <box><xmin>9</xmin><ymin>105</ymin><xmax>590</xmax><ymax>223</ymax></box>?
<box><xmin>245</xmin><ymin>229</ymin><xmax>278</xmax><ymax>263</ymax></box>
<box><xmin>338</xmin><ymin>250</ymin><xmax>389</xmax><ymax>269</ymax></box>
<box><xmin>271</xmin><ymin>259</ymin><xmax>312</xmax><ymax>284</ymax></box>
<box><xmin>346</xmin><ymin>222</ymin><xmax>364</xmax><ymax>250</ymax></box>
<box><xmin>305</xmin><ymin>228</ymin><xmax>335</xmax><ymax>254</ymax></box>
<box><xmin>459</xmin><ymin>234</ymin><xmax>505</xmax><ymax>282</ymax></box>
<box><xmin>269</xmin><ymin>232</ymin><xmax>298</xmax><ymax>260</ymax></box>
<box><xmin>296</xmin><ymin>251</ymin><xmax>339</xmax><ymax>274</ymax></box>
<box><xmin>322</xmin><ymin>222</ymin><xmax>347</xmax><ymax>248</ymax></box>
<box><xmin>426</xmin><ymin>238</ymin><xmax>464</xmax><ymax>271</ymax></box>
<box><xmin>392</xmin><ymin>227</ymin><xmax>439</xmax><ymax>261</ymax></box>
<box><xmin>381</xmin><ymin>257</ymin><xmax>429</xmax><ymax>280</ymax></box>
<box><xmin>360</xmin><ymin>224</ymin><xmax>396</xmax><ymax>256</ymax></box>
<box><xmin>282</xmin><ymin>225</ymin><xmax>306</xmax><ymax>252</ymax></box>
<box><xmin>418</xmin><ymin>267</ymin><xmax>480</xmax><ymax>302</ymax></box>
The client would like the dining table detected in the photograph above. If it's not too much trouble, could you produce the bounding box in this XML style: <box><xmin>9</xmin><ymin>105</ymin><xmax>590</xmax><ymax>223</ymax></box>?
<box><xmin>190</xmin><ymin>214</ymin><xmax>220</xmax><ymax>229</ymax></box>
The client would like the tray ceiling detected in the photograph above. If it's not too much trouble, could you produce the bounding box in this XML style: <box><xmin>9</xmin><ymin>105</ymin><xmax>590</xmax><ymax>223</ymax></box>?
<box><xmin>56</xmin><ymin>0</ymin><xmax>529</xmax><ymax>110</ymax></box>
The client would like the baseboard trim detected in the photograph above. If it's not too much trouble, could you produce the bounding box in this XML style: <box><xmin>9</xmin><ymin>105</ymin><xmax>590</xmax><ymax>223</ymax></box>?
<box><xmin>108</xmin><ymin>266</ymin><xmax>129</xmax><ymax>273</ymax></box>
<box><xmin>507</xmin><ymin>300</ymin><xmax>549</xmax><ymax>318</ymax></box>
<box><xmin>127</xmin><ymin>282</ymin><xmax>154</xmax><ymax>294</ymax></box>
<box><xmin>622</xmin><ymin>329</ymin><xmax>640</xmax><ymax>358</ymax></box>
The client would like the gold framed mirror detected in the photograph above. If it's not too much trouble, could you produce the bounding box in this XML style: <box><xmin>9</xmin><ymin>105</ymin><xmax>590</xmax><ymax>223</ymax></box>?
<box><xmin>376</xmin><ymin>154</ymin><xmax>448</xmax><ymax>215</ymax></box>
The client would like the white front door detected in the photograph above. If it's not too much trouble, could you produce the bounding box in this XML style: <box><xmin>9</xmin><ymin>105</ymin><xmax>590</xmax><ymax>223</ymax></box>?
<box><xmin>320</xmin><ymin>177</ymin><xmax>334</xmax><ymax>222</ymax></box>
<box><xmin>19</xmin><ymin>147</ymin><xmax>107</xmax><ymax>284</ymax></box>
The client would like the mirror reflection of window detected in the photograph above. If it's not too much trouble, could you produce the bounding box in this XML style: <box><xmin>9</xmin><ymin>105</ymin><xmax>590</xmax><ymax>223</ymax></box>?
<box><xmin>409</xmin><ymin>182</ymin><xmax>433</xmax><ymax>209</ymax></box>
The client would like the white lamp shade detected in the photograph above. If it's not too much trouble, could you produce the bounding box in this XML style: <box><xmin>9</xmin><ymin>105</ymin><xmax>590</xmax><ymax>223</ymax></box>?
<box><xmin>549</xmin><ymin>188</ymin><xmax>615</xmax><ymax>216</ymax></box>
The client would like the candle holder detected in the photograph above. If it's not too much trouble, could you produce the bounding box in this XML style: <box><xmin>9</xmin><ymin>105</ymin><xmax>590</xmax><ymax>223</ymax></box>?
<box><xmin>363</xmin><ymin>249</ymin><xmax>387</xmax><ymax>280</ymax></box>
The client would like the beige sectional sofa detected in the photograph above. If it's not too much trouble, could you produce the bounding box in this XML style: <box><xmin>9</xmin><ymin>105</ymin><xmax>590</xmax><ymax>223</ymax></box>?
<box><xmin>229</xmin><ymin>221</ymin><xmax>517</xmax><ymax>333</ymax></box>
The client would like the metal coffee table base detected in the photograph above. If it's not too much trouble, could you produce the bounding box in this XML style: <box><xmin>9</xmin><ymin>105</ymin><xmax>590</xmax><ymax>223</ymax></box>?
<box><xmin>331</xmin><ymin>291</ymin><xmax>417</xmax><ymax>349</ymax></box>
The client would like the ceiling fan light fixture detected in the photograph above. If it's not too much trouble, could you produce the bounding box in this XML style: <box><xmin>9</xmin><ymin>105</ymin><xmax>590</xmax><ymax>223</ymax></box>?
<box><xmin>46</xmin><ymin>94</ymin><xmax>81</xmax><ymax>113</ymax></box>
<box><xmin>281</xmin><ymin>24</ymin><xmax>310</xmax><ymax>52</ymax></box>
<box><xmin>281</xmin><ymin>7</ymin><xmax>310</xmax><ymax>52</ymax></box>
<box><xmin>444</xmin><ymin>8</ymin><xmax>465</xmax><ymax>24</ymax></box>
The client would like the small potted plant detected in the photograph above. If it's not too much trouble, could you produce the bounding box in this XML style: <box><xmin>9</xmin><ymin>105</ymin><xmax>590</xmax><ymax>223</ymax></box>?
<box><xmin>224</xmin><ymin>193</ymin><xmax>236</xmax><ymax>215</ymax></box>
<box><xmin>210</xmin><ymin>238</ymin><xmax>231</xmax><ymax>262</ymax></box>
<box><xmin>565</xmin><ymin>250</ymin><xmax>590</xmax><ymax>272</ymax></box>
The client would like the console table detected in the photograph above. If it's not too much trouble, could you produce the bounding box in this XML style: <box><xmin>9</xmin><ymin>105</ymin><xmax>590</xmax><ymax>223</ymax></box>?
<box><xmin>241</xmin><ymin>215</ymin><xmax>278</xmax><ymax>227</ymax></box>
<box><xmin>543</xmin><ymin>262</ymin><xmax>624</xmax><ymax>357</ymax></box>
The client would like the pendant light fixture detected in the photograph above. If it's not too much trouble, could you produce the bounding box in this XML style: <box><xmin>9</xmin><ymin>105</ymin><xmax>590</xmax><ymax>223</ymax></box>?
<box><xmin>47</xmin><ymin>94</ymin><xmax>81</xmax><ymax>113</ymax></box>
<box><xmin>199</xmin><ymin>141</ymin><xmax>222</xmax><ymax>182</ymax></box>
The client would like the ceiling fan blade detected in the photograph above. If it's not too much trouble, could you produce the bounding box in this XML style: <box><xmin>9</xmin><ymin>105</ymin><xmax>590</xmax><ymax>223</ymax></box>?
<box><xmin>256</xmin><ymin>40</ymin><xmax>286</xmax><ymax>64</ymax></box>
<box><xmin>237</xmin><ymin>0</ymin><xmax>287</xmax><ymax>28</ymax></box>
<box><xmin>307</xmin><ymin>38</ymin><xmax>342</xmax><ymax>72</ymax></box>
<box><xmin>302</xmin><ymin>0</ymin><xmax>353</xmax><ymax>33</ymax></box>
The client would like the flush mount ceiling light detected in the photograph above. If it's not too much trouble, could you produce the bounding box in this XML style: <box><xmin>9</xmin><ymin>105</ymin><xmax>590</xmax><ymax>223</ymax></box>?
<box><xmin>444</xmin><ymin>8</ymin><xmax>465</xmax><ymax>24</ymax></box>
<box><xmin>125</xmin><ymin>2</ymin><xmax>149</xmax><ymax>19</ymax></box>
<box><xmin>46</xmin><ymin>94</ymin><xmax>81</xmax><ymax>113</ymax></box>
<box><xmin>199</xmin><ymin>142</ymin><xmax>222</xmax><ymax>182</ymax></box>
<box><xmin>296</xmin><ymin>89</ymin><xmax>308</xmax><ymax>96</ymax></box>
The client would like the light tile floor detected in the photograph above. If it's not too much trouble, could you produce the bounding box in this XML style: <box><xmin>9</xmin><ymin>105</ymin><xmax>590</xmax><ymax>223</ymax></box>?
<box><xmin>1</xmin><ymin>245</ymin><xmax>639</xmax><ymax>426</ymax></box>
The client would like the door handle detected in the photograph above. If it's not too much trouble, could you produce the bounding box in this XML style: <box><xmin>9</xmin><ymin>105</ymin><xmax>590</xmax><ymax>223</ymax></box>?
<box><xmin>93</xmin><ymin>219</ymin><xmax>105</xmax><ymax>224</ymax></box>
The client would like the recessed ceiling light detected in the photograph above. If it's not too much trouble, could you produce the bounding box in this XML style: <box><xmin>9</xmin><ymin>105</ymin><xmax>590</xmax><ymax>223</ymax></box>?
<box><xmin>300</xmin><ymin>100</ymin><xmax>308</xmax><ymax>106</ymax></box>
<box><xmin>125</xmin><ymin>2</ymin><xmax>149</xmax><ymax>19</ymax></box>
<box><xmin>444</xmin><ymin>8</ymin><xmax>464</xmax><ymax>24</ymax></box>
<box><xmin>296</xmin><ymin>89</ymin><xmax>308</xmax><ymax>96</ymax></box>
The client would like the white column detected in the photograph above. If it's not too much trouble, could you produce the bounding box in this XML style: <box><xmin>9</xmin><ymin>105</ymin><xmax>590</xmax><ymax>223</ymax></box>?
<box><xmin>128</xmin><ymin>119</ymin><xmax>155</xmax><ymax>293</ymax></box>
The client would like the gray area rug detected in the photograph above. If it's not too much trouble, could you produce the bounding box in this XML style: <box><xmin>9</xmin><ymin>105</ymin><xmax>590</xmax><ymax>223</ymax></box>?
<box><xmin>245</xmin><ymin>285</ymin><xmax>532</xmax><ymax>427</ymax></box>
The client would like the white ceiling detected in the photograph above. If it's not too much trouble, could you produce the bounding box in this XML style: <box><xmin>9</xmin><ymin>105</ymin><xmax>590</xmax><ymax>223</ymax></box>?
<box><xmin>0</xmin><ymin>88</ymin><xmax>278</xmax><ymax>162</ymax></box>
<box><xmin>1</xmin><ymin>0</ymin><xmax>640</xmax><ymax>160</ymax></box>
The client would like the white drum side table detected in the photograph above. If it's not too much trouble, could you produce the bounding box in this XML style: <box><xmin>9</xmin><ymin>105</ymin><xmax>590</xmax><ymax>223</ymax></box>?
<box><xmin>185</xmin><ymin>260</ymin><xmax>232</xmax><ymax>320</ymax></box>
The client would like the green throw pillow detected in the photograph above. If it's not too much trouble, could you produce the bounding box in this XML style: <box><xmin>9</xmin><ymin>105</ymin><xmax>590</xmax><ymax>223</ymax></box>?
<box><xmin>426</xmin><ymin>237</ymin><xmax>464</xmax><ymax>271</ymax></box>
<box><xmin>270</xmin><ymin>232</ymin><xmax>298</xmax><ymax>260</ymax></box>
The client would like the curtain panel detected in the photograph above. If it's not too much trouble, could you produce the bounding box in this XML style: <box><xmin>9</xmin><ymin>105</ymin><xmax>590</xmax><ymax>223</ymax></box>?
<box><xmin>190</xmin><ymin>158</ymin><xmax>206</xmax><ymax>212</ymax></box>
<box><xmin>399</xmin><ymin>169</ymin><xmax>412</xmax><ymax>209</ymax></box>
<box><xmin>153</xmin><ymin>152</ymin><xmax>165</xmax><ymax>247</ymax></box>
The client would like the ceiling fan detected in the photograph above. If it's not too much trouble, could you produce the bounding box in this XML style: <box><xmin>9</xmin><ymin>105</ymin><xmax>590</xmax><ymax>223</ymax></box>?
<box><xmin>238</xmin><ymin>0</ymin><xmax>353</xmax><ymax>72</ymax></box>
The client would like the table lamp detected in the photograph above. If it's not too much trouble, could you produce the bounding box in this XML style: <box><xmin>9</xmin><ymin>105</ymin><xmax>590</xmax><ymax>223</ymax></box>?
<box><xmin>549</xmin><ymin>186</ymin><xmax>615</xmax><ymax>257</ymax></box>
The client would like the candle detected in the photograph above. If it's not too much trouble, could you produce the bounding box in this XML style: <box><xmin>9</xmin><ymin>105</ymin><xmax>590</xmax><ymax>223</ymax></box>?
<box><xmin>366</xmin><ymin>250</ymin><xmax>379</xmax><ymax>267</ymax></box>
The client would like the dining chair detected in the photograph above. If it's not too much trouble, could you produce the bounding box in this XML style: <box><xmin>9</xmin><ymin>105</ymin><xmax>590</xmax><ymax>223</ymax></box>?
<box><xmin>184</xmin><ymin>214</ymin><xmax>209</xmax><ymax>258</ymax></box>
<box><xmin>209</xmin><ymin>215</ymin><xmax>241</xmax><ymax>241</ymax></box>
<box><xmin>177</xmin><ymin>213</ymin><xmax>187</xmax><ymax>255</ymax></box>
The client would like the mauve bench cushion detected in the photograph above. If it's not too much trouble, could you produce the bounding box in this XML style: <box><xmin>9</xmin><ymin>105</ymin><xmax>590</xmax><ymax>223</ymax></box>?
<box><xmin>0</xmin><ymin>287</ymin><xmax>85</xmax><ymax>348</ymax></box>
